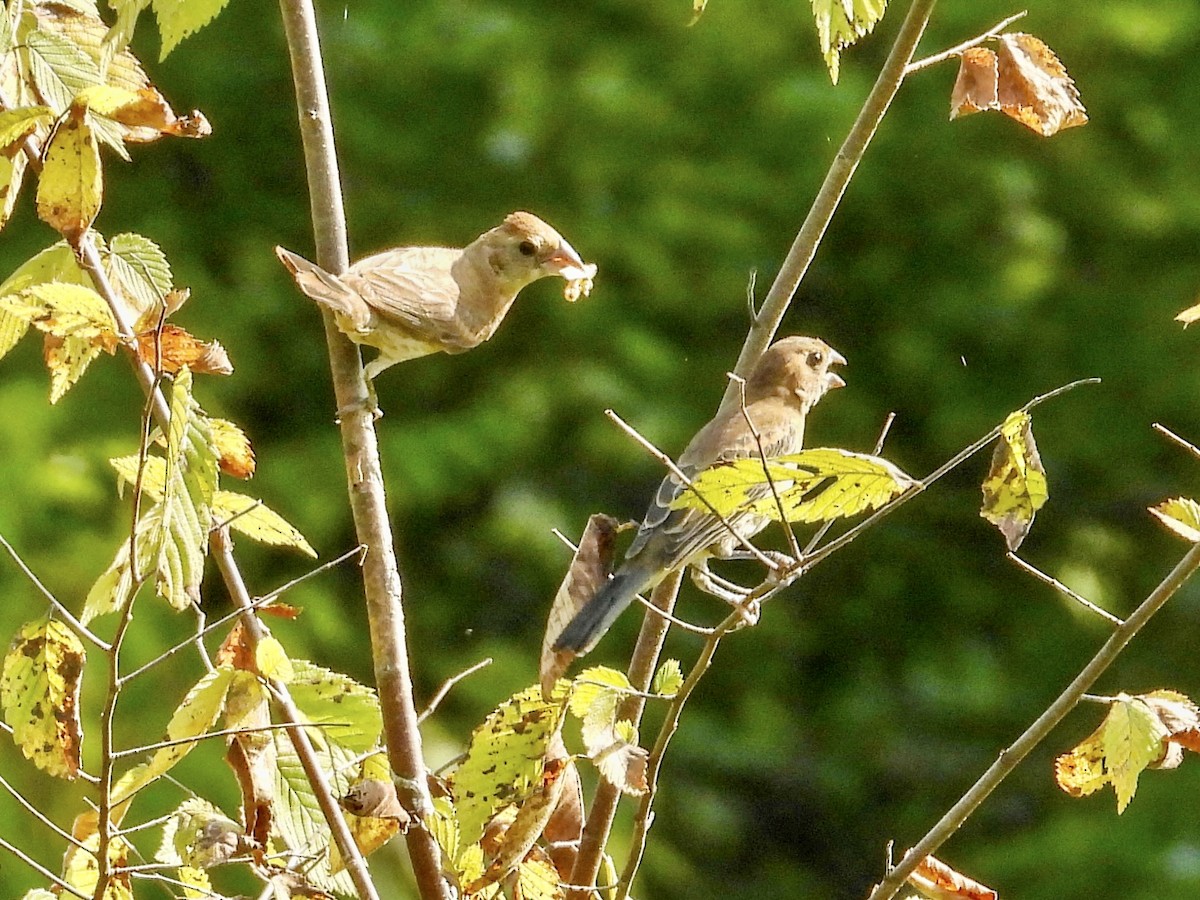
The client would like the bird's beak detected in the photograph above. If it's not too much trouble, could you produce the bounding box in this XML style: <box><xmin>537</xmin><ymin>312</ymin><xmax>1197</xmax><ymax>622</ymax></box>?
<box><xmin>543</xmin><ymin>240</ymin><xmax>591</xmax><ymax>280</ymax></box>
<box><xmin>826</xmin><ymin>349</ymin><xmax>847</xmax><ymax>390</ymax></box>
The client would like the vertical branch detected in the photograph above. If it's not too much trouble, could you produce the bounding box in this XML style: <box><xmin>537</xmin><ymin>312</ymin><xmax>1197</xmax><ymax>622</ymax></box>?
<box><xmin>568</xmin><ymin>571</ymin><xmax>684</xmax><ymax>899</ymax></box>
<box><xmin>717</xmin><ymin>0</ymin><xmax>940</xmax><ymax>414</ymax></box>
<box><xmin>276</xmin><ymin>3</ymin><xmax>448</xmax><ymax>898</ymax></box>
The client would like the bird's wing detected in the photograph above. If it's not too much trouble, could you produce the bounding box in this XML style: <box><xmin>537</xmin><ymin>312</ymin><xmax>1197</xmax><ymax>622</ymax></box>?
<box><xmin>626</xmin><ymin>403</ymin><xmax>803</xmax><ymax>567</ymax></box>
<box><xmin>344</xmin><ymin>247</ymin><xmax>478</xmax><ymax>348</ymax></box>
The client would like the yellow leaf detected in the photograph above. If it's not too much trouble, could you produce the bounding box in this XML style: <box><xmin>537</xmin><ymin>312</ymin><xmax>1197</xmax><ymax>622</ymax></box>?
<box><xmin>674</xmin><ymin>447</ymin><xmax>913</xmax><ymax>523</ymax></box>
<box><xmin>1</xmin><ymin>617</ymin><xmax>85</xmax><ymax>779</ymax></box>
<box><xmin>36</xmin><ymin>109</ymin><xmax>102</xmax><ymax>241</ymax></box>
<box><xmin>254</xmin><ymin>635</ymin><xmax>294</xmax><ymax>682</ymax></box>
<box><xmin>451</xmin><ymin>684</ymin><xmax>568</xmax><ymax>847</ymax></box>
<box><xmin>63</xmin><ymin>815</ymin><xmax>133</xmax><ymax>899</ymax></box>
<box><xmin>210</xmin><ymin>417</ymin><xmax>255</xmax><ymax>478</ymax></box>
<box><xmin>980</xmin><ymin>411</ymin><xmax>1048</xmax><ymax>551</ymax></box>
<box><xmin>1149</xmin><ymin>497</ymin><xmax>1200</xmax><ymax>543</ymax></box>
<box><xmin>0</xmin><ymin>281</ymin><xmax>115</xmax><ymax>339</ymax></box>
<box><xmin>810</xmin><ymin>0</ymin><xmax>888</xmax><ymax>84</ymax></box>
<box><xmin>112</xmin><ymin>666</ymin><xmax>234</xmax><ymax>806</ymax></box>
<box><xmin>154</xmin><ymin>0</ymin><xmax>235</xmax><ymax>60</ymax></box>
<box><xmin>0</xmin><ymin>147</ymin><xmax>30</xmax><ymax>237</ymax></box>
<box><xmin>652</xmin><ymin>658</ymin><xmax>684</xmax><ymax>696</ymax></box>
<box><xmin>0</xmin><ymin>105</ymin><xmax>54</xmax><ymax>149</ymax></box>
<box><xmin>1054</xmin><ymin>693</ymin><xmax>1169</xmax><ymax>814</ymax></box>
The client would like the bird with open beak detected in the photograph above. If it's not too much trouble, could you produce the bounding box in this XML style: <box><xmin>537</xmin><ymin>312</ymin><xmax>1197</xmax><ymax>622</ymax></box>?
<box><xmin>552</xmin><ymin>336</ymin><xmax>846</xmax><ymax>656</ymax></box>
<box><xmin>276</xmin><ymin>211</ymin><xmax>595</xmax><ymax>398</ymax></box>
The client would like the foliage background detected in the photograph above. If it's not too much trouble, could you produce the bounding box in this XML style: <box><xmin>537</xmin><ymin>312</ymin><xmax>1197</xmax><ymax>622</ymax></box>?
<box><xmin>2</xmin><ymin>0</ymin><xmax>1200</xmax><ymax>897</ymax></box>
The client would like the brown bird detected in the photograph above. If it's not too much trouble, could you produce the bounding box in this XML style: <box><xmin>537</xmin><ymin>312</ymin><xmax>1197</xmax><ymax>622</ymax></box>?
<box><xmin>276</xmin><ymin>211</ymin><xmax>595</xmax><ymax>386</ymax></box>
<box><xmin>552</xmin><ymin>336</ymin><xmax>846</xmax><ymax>655</ymax></box>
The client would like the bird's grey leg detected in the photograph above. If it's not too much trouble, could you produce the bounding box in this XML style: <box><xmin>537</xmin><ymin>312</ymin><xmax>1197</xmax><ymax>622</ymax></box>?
<box><xmin>689</xmin><ymin>560</ymin><xmax>760</xmax><ymax>627</ymax></box>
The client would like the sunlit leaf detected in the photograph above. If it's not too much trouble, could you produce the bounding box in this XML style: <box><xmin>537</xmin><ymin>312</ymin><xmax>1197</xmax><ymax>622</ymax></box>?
<box><xmin>105</xmin><ymin>231</ymin><xmax>172</xmax><ymax>313</ymax></box>
<box><xmin>994</xmin><ymin>33</ymin><xmax>1087</xmax><ymax>136</ymax></box>
<box><xmin>674</xmin><ymin>447</ymin><xmax>913</xmax><ymax>523</ymax></box>
<box><xmin>809</xmin><ymin>0</ymin><xmax>888</xmax><ymax>84</ymax></box>
<box><xmin>1149</xmin><ymin>496</ymin><xmax>1200</xmax><ymax>543</ymax></box>
<box><xmin>453</xmin><ymin>683</ymin><xmax>569</xmax><ymax>847</ymax></box>
<box><xmin>908</xmin><ymin>854</ymin><xmax>997</xmax><ymax>900</ymax></box>
<box><xmin>212</xmin><ymin>490</ymin><xmax>317</xmax><ymax>557</ymax></box>
<box><xmin>0</xmin><ymin>105</ymin><xmax>54</xmax><ymax>149</ymax></box>
<box><xmin>652</xmin><ymin>658</ymin><xmax>683</xmax><ymax>697</ymax></box>
<box><xmin>153</xmin><ymin>0</ymin><xmax>235</xmax><ymax>60</ymax></box>
<box><xmin>286</xmin><ymin>659</ymin><xmax>382</xmax><ymax>753</ymax></box>
<box><xmin>980</xmin><ymin>411</ymin><xmax>1047</xmax><ymax>550</ymax></box>
<box><xmin>209</xmin><ymin>417</ymin><xmax>255</xmax><ymax>478</ymax></box>
<box><xmin>1</xmin><ymin>616</ymin><xmax>84</xmax><ymax>778</ymax></box>
<box><xmin>36</xmin><ymin>107</ymin><xmax>102</xmax><ymax>241</ymax></box>
<box><xmin>135</xmin><ymin>324</ymin><xmax>233</xmax><ymax>376</ymax></box>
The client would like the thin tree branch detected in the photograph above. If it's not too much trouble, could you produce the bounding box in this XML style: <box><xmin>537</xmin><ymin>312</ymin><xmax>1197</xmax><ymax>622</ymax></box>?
<box><xmin>0</xmin><ymin>531</ymin><xmax>109</xmax><ymax>650</ymax></box>
<box><xmin>905</xmin><ymin>10</ymin><xmax>1028</xmax><ymax>74</ymax></box>
<box><xmin>418</xmin><ymin>658</ymin><xmax>494</xmax><ymax>725</ymax></box>
<box><xmin>276</xmin><ymin>2</ymin><xmax>447</xmax><ymax>896</ymax></box>
<box><xmin>211</xmin><ymin>527</ymin><xmax>380</xmax><ymax>900</ymax></box>
<box><xmin>0</xmin><ymin>770</ymin><xmax>86</xmax><ymax>849</ymax></box>
<box><xmin>1154</xmin><ymin>422</ymin><xmax>1200</xmax><ymax>462</ymax></box>
<box><xmin>1006</xmin><ymin>552</ymin><xmax>1125</xmax><ymax>627</ymax></box>
<box><xmin>717</xmin><ymin>0</ymin><xmax>941</xmax><ymax>414</ymax></box>
<box><xmin>867</xmin><ymin>540</ymin><xmax>1200</xmax><ymax>900</ymax></box>
<box><xmin>0</xmin><ymin>835</ymin><xmax>89</xmax><ymax>898</ymax></box>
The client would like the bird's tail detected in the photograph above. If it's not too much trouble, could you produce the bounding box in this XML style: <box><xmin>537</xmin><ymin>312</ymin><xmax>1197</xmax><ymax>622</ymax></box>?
<box><xmin>275</xmin><ymin>246</ymin><xmax>370</xmax><ymax>329</ymax></box>
<box><xmin>552</xmin><ymin>563</ymin><xmax>653</xmax><ymax>655</ymax></box>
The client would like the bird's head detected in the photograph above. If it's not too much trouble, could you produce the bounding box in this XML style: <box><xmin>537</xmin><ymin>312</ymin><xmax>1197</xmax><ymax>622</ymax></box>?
<box><xmin>483</xmin><ymin>211</ymin><xmax>595</xmax><ymax>289</ymax></box>
<box><xmin>745</xmin><ymin>335</ymin><xmax>847</xmax><ymax>408</ymax></box>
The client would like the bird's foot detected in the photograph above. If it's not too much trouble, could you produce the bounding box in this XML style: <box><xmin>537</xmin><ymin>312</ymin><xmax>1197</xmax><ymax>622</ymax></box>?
<box><xmin>334</xmin><ymin>380</ymin><xmax>383</xmax><ymax>423</ymax></box>
<box><xmin>689</xmin><ymin>561</ymin><xmax>752</xmax><ymax>603</ymax></box>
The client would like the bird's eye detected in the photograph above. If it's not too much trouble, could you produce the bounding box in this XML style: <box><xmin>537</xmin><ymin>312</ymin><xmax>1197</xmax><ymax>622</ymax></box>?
<box><xmin>518</xmin><ymin>240</ymin><xmax>537</xmax><ymax>257</ymax></box>
<box><xmin>808</xmin><ymin>351</ymin><xmax>824</xmax><ymax>367</ymax></box>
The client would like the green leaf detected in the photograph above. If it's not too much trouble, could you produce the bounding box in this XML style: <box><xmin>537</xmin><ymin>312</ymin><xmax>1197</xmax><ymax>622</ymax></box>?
<box><xmin>82</xmin><ymin>502</ymin><xmax>162</xmax><ymax>622</ymax></box>
<box><xmin>0</xmin><ymin>282</ymin><xmax>114</xmax><ymax>339</ymax></box>
<box><xmin>152</xmin><ymin>0</ymin><xmax>234</xmax><ymax>60</ymax></box>
<box><xmin>22</xmin><ymin>28</ymin><xmax>101</xmax><ymax>113</ymax></box>
<box><xmin>0</xmin><ymin>242</ymin><xmax>92</xmax><ymax>360</ymax></box>
<box><xmin>652</xmin><ymin>659</ymin><xmax>683</xmax><ymax>697</ymax></box>
<box><xmin>1</xmin><ymin>617</ymin><xmax>85</xmax><ymax>779</ymax></box>
<box><xmin>286</xmin><ymin>659</ymin><xmax>382</xmax><ymax>753</ymax></box>
<box><xmin>810</xmin><ymin>0</ymin><xmax>888</xmax><ymax>84</ymax></box>
<box><xmin>453</xmin><ymin>684</ymin><xmax>568</xmax><ymax>847</ymax></box>
<box><xmin>673</xmin><ymin>447</ymin><xmax>914</xmax><ymax>523</ymax></box>
<box><xmin>980</xmin><ymin>411</ymin><xmax>1048</xmax><ymax>551</ymax></box>
<box><xmin>157</xmin><ymin>368</ymin><xmax>217</xmax><ymax>608</ymax></box>
<box><xmin>106</xmin><ymin>231</ymin><xmax>172</xmax><ymax>313</ymax></box>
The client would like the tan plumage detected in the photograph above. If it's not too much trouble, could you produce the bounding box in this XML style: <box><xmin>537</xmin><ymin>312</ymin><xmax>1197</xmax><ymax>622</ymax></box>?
<box><xmin>276</xmin><ymin>212</ymin><xmax>594</xmax><ymax>382</ymax></box>
<box><xmin>552</xmin><ymin>336</ymin><xmax>847</xmax><ymax>655</ymax></box>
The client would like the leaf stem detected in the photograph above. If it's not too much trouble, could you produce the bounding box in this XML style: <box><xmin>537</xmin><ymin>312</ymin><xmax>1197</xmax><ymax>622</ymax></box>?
<box><xmin>904</xmin><ymin>10</ymin><xmax>1028</xmax><ymax>74</ymax></box>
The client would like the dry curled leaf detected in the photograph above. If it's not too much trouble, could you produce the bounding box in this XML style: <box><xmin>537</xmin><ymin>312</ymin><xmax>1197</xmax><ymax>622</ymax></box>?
<box><xmin>951</xmin><ymin>33</ymin><xmax>1087</xmax><ymax>137</ymax></box>
<box><xmin>908</xmin><ymin>854</ymin><xmax>997</xmax><ymax>900</ymax></box>
<box><xmin>135</xmin><ymin>324</ymin><xmax>232</xmax><ymax>375</ymax></box>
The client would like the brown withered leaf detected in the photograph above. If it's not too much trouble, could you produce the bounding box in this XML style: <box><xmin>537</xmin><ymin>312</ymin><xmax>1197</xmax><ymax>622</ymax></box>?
<box><xmin>950</xmin><ymin>47</ymin><xmax>999</xmax><ymax>119</ymax></box>
<box><xmin>135</xmin><ymin>323</ymin><xmax>232</xmax><ymax>375</ymax></box>
<box><xmin>331</xmin><ymin>757</ymin><xmax>409</xmax><ymax>874</ymax></box>
<box><xmin>995</xmin><ymin>33</ymin><xmax>1088</xmax><ymax>136</ymax></box>
<box><xmin>949</xmin><ymin>33</ymin><xmax>1087</xmax><ymax>137</ymax></box>
<box><xmin>105</xmin><ymin>87</ymin><xmax>211</xmax><ymax>142</ymax></box>
<box><xmin>224</xmin><ymin>669</ymin><xmax>274</xmax><ymax>852</ymax></box>
<box><xmin>908</xmin><ymin>854</ymin><xmax>997</xmax><ymax>900</ymax></box>
<box><xmin>541</xmin><ymin>513</ymin><xmax>621</xmax><ymax>698</ymax></box>
<box><xmin>1141</xmin><ymin>689</ymin><xmax>1200</xmax><ymax>770</ymax></box>
<box><xmin>210</xmin><ymin>418</ymin><xmax>256</xmax><ymax>479</ymax></box>
<box><xmin>542</xmin><ymin>735</ymin><xmax>584</xmax><ymax>879</ymax></box>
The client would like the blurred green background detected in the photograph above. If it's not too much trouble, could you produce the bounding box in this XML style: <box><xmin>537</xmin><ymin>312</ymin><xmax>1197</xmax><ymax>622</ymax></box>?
<box><xmin>2</xmin><ymin>0</ymin><xmax>1200</xmax><ymax>897</ymax></box>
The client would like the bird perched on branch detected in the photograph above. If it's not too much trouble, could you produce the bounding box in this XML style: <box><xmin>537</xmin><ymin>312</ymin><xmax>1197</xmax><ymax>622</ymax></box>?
<box><xmin>552</xmin><ymin>336</ymin><xmax>846</xmax><ymax>655</ymax></box>
<box><xmin>276</xmin><ymin>212</ymin><xmax>595</xmax><ymax>392</ymax></box>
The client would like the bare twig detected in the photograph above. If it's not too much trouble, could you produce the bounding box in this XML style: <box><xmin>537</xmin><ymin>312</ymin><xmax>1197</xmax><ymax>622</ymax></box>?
<box><xmin>718</xmin><ymin>0</ymin><xmax>941</xmax><ymax>413</ymax></box>
<box><xmin>418</xmin><ymin>658</ymin><xmax>494</xmax><ymax>725</ymax></box>
<box><xmin>0</xmin><ymin>835</ymin><xmax>89</xmax><ymax>898</ymax></box>
<box><xmin>0</xmin><ymin>771</ymin><xmax>85</xmax><ymax>849</ymax></box>
<box><xmin>112</xmin><ymin>721</ymin><xmax>316</xmax><ymax>759</ymax></box>
<box><xmin>0</xmin><ymin>532</ymin><xmax>109</xmax><ymax>650</ymax></box>
<box><xmin>276</xmin><ymin>1</ymin><xmax>446</xmax><ymax>895</ymax></box>
<box><xmin>905</xmin><ymin>10</ymin><xmax>1028</xmax><ymax>73</ymax></box>
<box><xmin>1006</xmin><ymin>553</ymin><xmax>1125</xmax><ymax>627</ymax></box>
<box><xmin>867</xmin><ymin>540</ymin><xmax>1200</xmax><ymax>900</ymax></box>
<box><xmin>1154</xmin><ymin>422</ymin><xmax>1200</xmax><ymax>462</ymax></box>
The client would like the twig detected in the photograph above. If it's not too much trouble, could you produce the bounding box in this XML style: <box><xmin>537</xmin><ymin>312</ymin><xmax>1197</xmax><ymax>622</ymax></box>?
<box><xmin>1153</xmin><ymin>422</ymin><xmax>1200</xmax><ymax>462</ymax></box>
<box><xmin>717</xmin><ymin>0</ymin><xmax>941</xmax><ymax>414</ymax></box>
<box><xmin>867</xmin><ymin>540</ymin><xmax>1200</xmax><ymax>900</ymax></box>
<box><xmin>112</xmin><ymin>721</ymin><xmax>319</xmax><ymax>759</ymax></box>
<box><xmin>0</xmin><ymin>835</ymin><xmax>89</xmax><ymax>898</ymax></box>
<box><xmin>905</xmin><ymin>10</ymin><xmax>1028</xmax><ymax>73</ymax></box>
<box><xmin>605</xmin><ymin>408</ymin><xmax>781</xmax><ymax>572</ymax></box>
<box><xmin>211</xmin><ymin>527</ymin><xmax>380</xmax><ymax>900</ymax></box>
<box><xmin>276</xmin><ymin>2</ymin><xmax>447</xmax><ymax>895</ymax></box>
<box><xmin>1006</xmin><ymin>553</ymin><xmax>1125</xmax><ymax>627</ymax></box>
<box><xmin>0</xmin><ymin>770</ymin><xmax>86</xmax><ymax>849</ymax></box>
<box><xmin>417</xmin><ymin>658</ymin><xmax>494</xmax><ymax>725</ymax></box>
<box><xmin>0</xmin><ymin>531</ymin><xmax>109</xmax><ymax>650</ymax></box>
